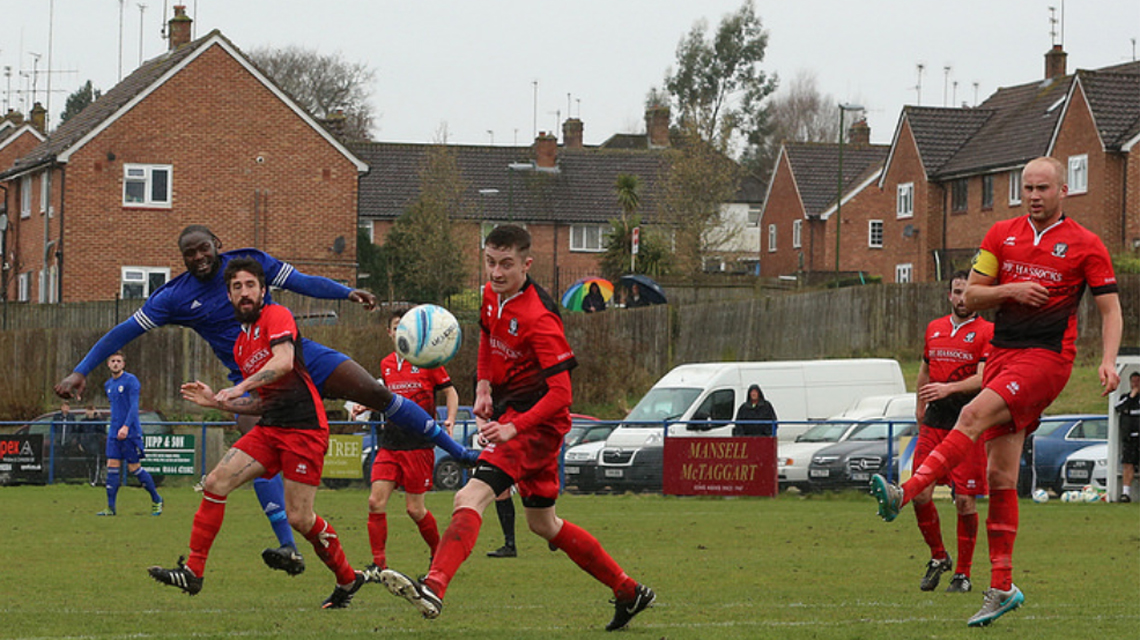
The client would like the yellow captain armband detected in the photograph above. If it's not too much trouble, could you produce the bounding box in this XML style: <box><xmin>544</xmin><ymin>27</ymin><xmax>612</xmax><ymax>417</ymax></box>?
<box><xmin>972</xmin><ymin>249</ymin><xmax>998</xmax><ymax>278</ymax></box>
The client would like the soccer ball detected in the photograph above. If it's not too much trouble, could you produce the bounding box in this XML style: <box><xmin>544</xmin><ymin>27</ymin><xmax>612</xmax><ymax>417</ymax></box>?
<box><xmin>394</xmin><ymin>304</ymin><xmax>462</xmax><ymax>368</ymax></box>
<box><xmin>1060</xmin><ymin>490</ymin><xmax>1079</xmax><ymax>503</ymax></box>
<box><xmin>1081</xmin><ymin>485</ymin><xmax>1102</xmax><ymax>503</ymax></box>
<box><xmin>1031</xmin><ymin>488</ymin><xmax>1049</xmax><ymax>503</ymax></box>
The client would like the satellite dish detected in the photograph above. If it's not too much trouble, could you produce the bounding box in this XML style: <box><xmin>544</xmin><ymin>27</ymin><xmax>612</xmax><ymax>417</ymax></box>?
<box><xmin>902</xmin><ymin>224</ymin><xmax>917</xmax><ymax>238</ymax></box>
<box><xmin>331</xmin><ymin>236</ymin><xmax>346</xmax><ymax>254</ymax></box>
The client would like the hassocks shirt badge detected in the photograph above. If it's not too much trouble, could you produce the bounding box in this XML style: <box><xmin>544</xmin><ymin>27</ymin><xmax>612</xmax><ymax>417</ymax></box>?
<box><xmin>1052</xmin><ymin>243</ymin><xmax>1068</xmax><ymax>258</ymax></box>
<box><xmin>965</xmin><ymin>331</ymin><xmax>976</xmax><ymax>343</ymax></box>
<box><xmin>509</xmin><ymin>317</ymin><xmax>519</xmax><ymax>336</ymax></box>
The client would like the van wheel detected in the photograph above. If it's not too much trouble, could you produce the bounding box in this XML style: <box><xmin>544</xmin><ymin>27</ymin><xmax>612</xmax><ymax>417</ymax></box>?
<box><xmin>434</xmin><ymin>459</ymin><xmax>462</xmax><ymax>491</ymax></box>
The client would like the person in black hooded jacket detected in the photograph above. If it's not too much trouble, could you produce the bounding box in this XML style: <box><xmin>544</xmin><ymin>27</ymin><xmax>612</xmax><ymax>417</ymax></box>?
<box><xmin>733</xmin><ymin>384</ymin><xmax>777</xmax><ymax>437</ymax></box>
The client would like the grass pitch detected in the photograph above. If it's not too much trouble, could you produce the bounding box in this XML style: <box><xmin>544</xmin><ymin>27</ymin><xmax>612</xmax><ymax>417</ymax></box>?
<box><xmin>1</xmin><ymin>483</ymin><xmax>1137</xmax><ymax>639</ymax></box>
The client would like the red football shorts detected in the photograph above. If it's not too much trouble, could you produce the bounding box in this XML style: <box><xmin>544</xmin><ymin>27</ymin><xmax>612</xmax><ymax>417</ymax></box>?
<box><xmin>479</xmin><ymin>408</ymin><xmax>566</xmax><ymax>502</ymax></box>
<box><xmin>234</xmin><ymin>425</ymin><xmax>328</xmax><ymax>486</ymax></box>
<box><xmin>370</xmin><ymin>447</ymin><xmax>434</xmax><ymax>493</ymax></box>
<box><xmin>915</xmin><ymin>425</ymin><xmax>988</xmax><ymax>495</ymax></box>
<box><xmin>981</xmin><ymin>346</ymin><xmax>1072</xmax><ymax>443</ymax></box>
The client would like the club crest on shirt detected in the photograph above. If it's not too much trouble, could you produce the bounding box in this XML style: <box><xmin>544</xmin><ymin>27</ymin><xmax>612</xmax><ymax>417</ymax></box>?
<box><xmin>117</xmin><ymin>385</ymin><xmax>124</xmax><ymax>393</ymax></box>
<box><xmin>253</xmin><ymin>326</ymin><xmax>261</xmax><ymax>340</ymax></box>
<box><xmin>964</xmin><ymin>331</ymin><xmax>976</xmax><ymax>343</ymax></box>
<box><xmin>509</xmin><ymin>317</ymin><xmax>519</xmax><ymax>336</ymax></box>
<box><xmin>1052</xmin><ymin>242</ymin><xmax>1068</xmax><ymax>258</ymax></box>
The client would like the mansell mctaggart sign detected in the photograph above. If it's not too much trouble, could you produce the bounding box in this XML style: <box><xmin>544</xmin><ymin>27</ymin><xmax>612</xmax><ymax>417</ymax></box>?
<box><xmin>663</xmin><ymin>437</ymin><xmax>777</xmax><ymax>497</ymax></box>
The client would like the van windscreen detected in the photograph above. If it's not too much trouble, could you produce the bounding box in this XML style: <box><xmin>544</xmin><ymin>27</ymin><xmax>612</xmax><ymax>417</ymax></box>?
<box><xmin>624</xmin><ymin>387</ymin><xmax>702</xmax><ymax>425</ymax></box>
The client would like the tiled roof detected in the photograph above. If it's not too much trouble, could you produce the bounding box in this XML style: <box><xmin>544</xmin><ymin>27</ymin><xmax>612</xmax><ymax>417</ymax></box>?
<box><xmin>1</xmin><ymin>31</ymin><xmax>216</xmax><ymax>177</ymax></box>
<box><xmin>1079</xmin><ymin>62</ymin><xmax>1140</xmax><ymax>148</ymax></box>
<box><xmin>903</xmin><ymin>107</ymin><xmax>993</xmax><ymax>175</ymax></box>
<box><xmin>783</xmin><ymin>142</ymin><xmax>888</xmax><ymax>216</ymax></box>
<box><xmin>350</xmin><ymin>142</ymin><xmax>763</xmax><ymax>224</ymax></box>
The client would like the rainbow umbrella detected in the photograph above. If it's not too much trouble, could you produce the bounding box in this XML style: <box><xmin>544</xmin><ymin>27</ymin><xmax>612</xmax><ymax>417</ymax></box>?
<box><xmin>561</xmin><ymin>277</ymin><xmax>613</xmax><ymax>312</ymax></box>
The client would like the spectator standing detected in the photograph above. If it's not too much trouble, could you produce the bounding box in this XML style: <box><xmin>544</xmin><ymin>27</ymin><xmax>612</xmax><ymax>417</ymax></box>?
<box><xmin>733</xmin><ymin>384</ymin><xmax>777</xmax><ymax>437</ymax></box>
<box><xmin>1114</xmin><ymin>371</ymin><xmax>1140</xmax><ymax>502</ymax></box>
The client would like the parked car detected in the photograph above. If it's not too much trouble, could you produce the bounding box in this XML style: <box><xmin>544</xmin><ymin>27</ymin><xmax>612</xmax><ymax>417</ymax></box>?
<box><xmin>1</xmin><ymin>409</ymin><xmax>168</xmax><ymax>486</ymax></box>
<box><xmin>1060</xmin><ymin>443</ymin><xmax>1108</xmax><ymax>492</ymax></box>
<box><xmin>807</xmin><ymin>418</ymin><xmax>918</xmax><ymax>491</ymax></box>
<box><xmin>779</xmin><ymin>394</ymin><xmax>915</xmax><ymax>492</ymax></box>
<box><xmin>1018</xmin><ymin>415</ymin><xmax>1107</xmax><ymax>496</ymax></box>
<box><xmin>353</xmin><ymin>406</ymin><xmax>477</xmax><ymax>491</ymax></box>
<box><xmin>560</xmin><ymin>415</ymin><xmax>611</xmax><ymax>493</ymax></box>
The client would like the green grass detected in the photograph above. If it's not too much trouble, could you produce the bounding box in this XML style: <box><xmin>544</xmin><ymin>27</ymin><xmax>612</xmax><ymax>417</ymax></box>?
<box><xmin>1</xmin><ymin>484</ymin><xmax>1137</xmax><ymax>639</ymax></box>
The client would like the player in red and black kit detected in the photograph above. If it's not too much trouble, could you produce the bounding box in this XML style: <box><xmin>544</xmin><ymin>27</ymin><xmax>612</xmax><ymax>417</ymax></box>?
<box><xmin>379</xmin><ymin>225</ymin><xmax>655</xmax><ymax>631</ymax></box>
<box><xmin>148</xmin><ymin>258</ymin><xmax>364</xmax><ymax>609</ymax></box>
<box><xmin>360</xmin><ymin>309</ymin><xmax>459</xmax><ymax>581</ymax></box>
<box><xmin>912</xmin><ymin>270</ymin><xmax>993</xmax><ymax>594</ymax></box>
<box><xmin>872</xmin><ymin>157</ymin><xmax>1122</xmax><ymax>627</ymax></box>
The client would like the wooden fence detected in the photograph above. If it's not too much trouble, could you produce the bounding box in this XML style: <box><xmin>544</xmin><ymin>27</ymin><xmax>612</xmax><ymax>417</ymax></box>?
<box><xmin>0</xmin><ymin>276</ymin><xmax>1135</xmax><ymax>419</ymax></box>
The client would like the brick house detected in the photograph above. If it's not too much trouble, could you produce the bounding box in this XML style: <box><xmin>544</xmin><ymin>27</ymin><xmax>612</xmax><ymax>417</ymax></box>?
<box><xmin>0</xmin><ymin>7</ymin><xmax>366</xmax><ymax>303</ymax></box>
<box><xmin>764</xmin><ymin>47</ymin><xmax>1139</xmax><ymax>283</ymax></box>
<box><xmin>352</xmin><ymin>108</ymin><xmax>764</xmax><ymax>297</ymax></box>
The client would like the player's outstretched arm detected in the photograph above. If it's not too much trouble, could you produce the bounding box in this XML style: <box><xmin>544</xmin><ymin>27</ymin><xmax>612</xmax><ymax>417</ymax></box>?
<box><xmin>181</xmin><ymin>381</ymin><xmax>265</xmax><ymax>415</ymax></box>
<box><xmin>1096</xmin><ymin>292</ymin><xmax>1123</xmax><ymax>396</ymax></box>
<box><xmin>55</xmin><ymin>320</ymin><xmax>148</xmax><ymax>398</ymax></box>
<box><xmin>278</xmin><ymin>265</ymin><xmax>375</xmax><ymax>308</ymax></box>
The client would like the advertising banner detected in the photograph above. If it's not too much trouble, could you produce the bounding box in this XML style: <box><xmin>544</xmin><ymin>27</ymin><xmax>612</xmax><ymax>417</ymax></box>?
<box><xmin>663</xmin><ymin>436</ymin><xmax>777</xmax><ymax>497</ymax></box>
<box><xmin>323</xmin><ymin>434</ymin><xmax>364</xmax><ymax>479</ymax></box>
<box><xmin>141</xmin><ymin>434</ymin><xmax>197</xmax><ymax>476</ymax></box>
<box><xmin>0</xmin><ymin>435</ymin><xmax>45</xmax><ymax>480</ymax></box>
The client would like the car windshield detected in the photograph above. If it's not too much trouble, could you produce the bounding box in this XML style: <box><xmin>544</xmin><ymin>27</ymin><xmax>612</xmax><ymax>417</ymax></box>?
<box><xmin>565</xmin><ymin>426</ymin><xmax>588</xmax><ymax>447</ymax></box>
<box><xmin>1035</xmin><ymin>419</ymin><xmax>1071</xmax><ymax>437</ymax></box>
<box><xmin>796</xmin><ymin>422</ymin><xmax>852</xmax><ymax>443</ymax></box>
<box><xmin>624</xmin><ymin>387</ymin><xmax>702</xmax><ymax>425</ymax></box>
<box><xmin>848</xmin><ymin>420</ymin><xmax>910</xmax><ymax>441</ymax></box>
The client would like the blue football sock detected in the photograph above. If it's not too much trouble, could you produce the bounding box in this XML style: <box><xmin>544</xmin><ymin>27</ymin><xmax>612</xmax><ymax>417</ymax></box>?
<box><xmin>131</xmin><ymin>467</ymin><xmax>162</xmax><ymax>503</ymax></box>
<box><xmin>254</xmin><ymin>475</ymin><xmax>296</xmax><ymax>548</ymax></box>
<box><xmin>384</xmin><ymin>394</ymin><xmax>467</xmax><ymax>459</ymax></box>
<box><xmin>106</xmin><ymin>467</ymin><xmax>121</xmax><ymax>512</ymax></box>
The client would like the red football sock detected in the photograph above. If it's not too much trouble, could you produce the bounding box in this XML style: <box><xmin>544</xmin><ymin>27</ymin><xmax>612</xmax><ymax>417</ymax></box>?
<box><xmin>415</xmin><ymin>510</ymin><xmax>440</xmax><ymax>556</ymax></box>
<box><xmin>986</xmin><ymin>489</ymin><xmax>1018</xmax><ymax>591</ymax></box>
<box><xmin>549</xmin><ymin>520</ymin><xmax>637</xmax><ymax>600</ymax></box>
<box><xmin>424</xmin><ymin>507</ymin><xmax>482</xmax><ymax>598</ymax></box>
<box><xmin>304</xmin><ymin>515</ymin><xmax>356</xmax><ymax>585</ymax></box>
<box><xmin>913</xmin><ymin>500</ymin><xmax>946</xmax><ymax>560</ymax></box>
<box><xmin>367</xmin><ymin>512</ymin><xmax>388</xmax><ymax>568</ymax></box>
<box><xmin>187</xmin><ymin>491</ymin><xmax>227</xmax><ymax>576</ymax></box>
<box><xmin>902</xmin><ymin>430</ymin><xmax>975</xmax><ymax>504</ymax></box>
<box><xmin>956</xmin><ymin>512</ymin><xmax>979</xmax><ymax>577</ymax></box>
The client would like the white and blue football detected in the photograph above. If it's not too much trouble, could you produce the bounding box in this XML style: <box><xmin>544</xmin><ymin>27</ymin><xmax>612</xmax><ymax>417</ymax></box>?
<box><xmin>395</xmin><ymin>304</ymin><xmax>462</xmax><ymax>368</ymax></box>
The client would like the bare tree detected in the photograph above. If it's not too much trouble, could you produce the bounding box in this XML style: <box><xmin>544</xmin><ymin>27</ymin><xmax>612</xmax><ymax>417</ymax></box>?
<box><xmin>248</xmin><ymin>45</ymin><xmax>377</xmax><ymax>141</ymax></box>
<box><xmin>744</xmin><ymin>70</ymin><xmax>839</xmax><ymax>183</ymax></box>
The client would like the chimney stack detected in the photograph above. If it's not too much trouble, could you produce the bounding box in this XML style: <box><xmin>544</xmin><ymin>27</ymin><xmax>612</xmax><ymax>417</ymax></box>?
<box><xmin>3</xmin><ymin>109</ymin><xmax>25</xmax><ymax>126</ymax></box>
<box><xmin>169</xmin><ymin>5</ymin><xmax>193</xmax><ymax>50</ymax></box>
<box><xmin>847</xmin><ymin>119</ymin><xmax>870</xmax><ymax>146</ymax></box>
<box><xmin>1045</xmin><ymin>44</ymin><xmax>1067</xmax><ymax>78</ymax></box>
<box><xmin>534</xmin><ymin>132</ymin><xmax>558</xmax><ymax>168</ymax></box>
<box><xmin>29</xmin><ymin>102</ymin><xmax>46</xmax><ymax>133</ymax></box>
<box><xmin>645</xmin><ymin>105</ymin><xmax>671</xmax><ymax>149</ymax></box>
<box><xmin>562</xmin><ymin>118</ymin><xmax>584</xmax><ymax>150</ymax></box>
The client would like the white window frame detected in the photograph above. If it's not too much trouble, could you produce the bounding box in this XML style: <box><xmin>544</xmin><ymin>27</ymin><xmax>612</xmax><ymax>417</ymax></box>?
<box><xmin>868</xmin><ymin>220</ymin><xmax>884</xmax><ymax>248</ymax></box>
<box><xmin>569</xmin><ymin>224</ymin><xmax>607</xmax><ymax>253</ymax></box>
<box><xmin>122</xmin><ymin>163</ymin><xmax>172</xmax><ymax>208</ymax></box>
<box><xmin>895</xmin><ymin>263</ymin><xmax>913</xmax><ymax>283</ymax></box>
<box><xmin>896</xmin><ymin>182</ymin><xmax>914</xmax><ymax>219</ymax></box>
<box><xmin>359</xmin><ymin>220</ymin><xmax>375</xmax><ymax>244</ymax></box>
<box><xmin>17</xmin><ymin>272</ymin><xmax>31</xmax><ymax>302</ymax></box>
<box><xmin>1009</xmin><ymin>169</ymin><xmax>1022</xmax><ymax>205</ymax></box>
<box><xmin>20</xmin><ymin>176</ymin><xmax>31</xmax><ymax>218</ymax></box>
<box><xmin>748</xmin><ymin>206</ymin><xmax>761</xmax><ymax>226</ymax></box>
<box><xmin>767</xmin><ymin>224</ymin><xmax>777</xmax><ymax>252</ymax></box>
<box><xmin>120</xmin><ymin>266</ymin><xmax>171</xmax><ymax>299</ymax></box>
<box><xmin>1067</xmin><ymin>154</ymin><xmax>1088</xmax><ymax>194</ymax></box>
<box><xmin>40</xmin><ymin>170</ymin><xmax>50</xmax><ymax>215</ymax></box>
<box><xmin>792</xmin><ymin>219</ymin><xmax>802</xmax><ymax>249</ymax></box>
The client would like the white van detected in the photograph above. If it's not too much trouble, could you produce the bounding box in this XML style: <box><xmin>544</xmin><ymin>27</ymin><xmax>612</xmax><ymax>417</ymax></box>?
<box><xmin>596</xmin><ymin>359</ymin><xmax>906</xmax><ymax>492</ymax></box>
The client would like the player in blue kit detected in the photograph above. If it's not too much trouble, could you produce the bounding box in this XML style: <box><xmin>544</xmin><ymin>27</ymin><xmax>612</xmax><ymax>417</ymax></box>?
<box><xmin>56</xmin><ymin>225</ymin><xmax>477</xmax><ymax>575</ymax></box>
<box><xmin>97</xmin><ymin>352</ymin><xmax>163</xmax><ymax>516</ymax></box>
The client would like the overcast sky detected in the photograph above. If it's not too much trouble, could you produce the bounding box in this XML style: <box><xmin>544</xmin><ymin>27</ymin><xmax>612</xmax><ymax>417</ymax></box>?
<box><xmin>4</xmin><ymin>1</ymin><xmax>1138</xmax><ymax>148</ymax></box>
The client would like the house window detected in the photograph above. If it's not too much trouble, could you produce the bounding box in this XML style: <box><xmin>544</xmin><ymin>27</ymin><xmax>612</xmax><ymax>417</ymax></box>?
<box><xmin>123</xmin><ymin>164</ymin><xmax>172</xmax><ymax>207</ymax></box>
<box><xmin>570</xmin><ymin>224</ymin><xmax>607</xmax><ymax>252</ymax></box>
<box><xmin>767</xmin><ymin>224</ymin><xmax>777</xmax><ymax>252</ymax></box>
<box><xmin>39</xmin><ymin>265</ymin><xmax>58</xmax><ymax>303</ymax></box>
<box><xmin>40</xmin><ymin>171</ymin><xmax>50</xmax><ymax>214</ymax></box>
<box><xmin>895</xmin><ymin>263</ymin><xmax>913</xmax><ymax>283</ymax></box>
<box><xmin>868</xmin><ymin>220</ymin><xmax>884</xmax><ymax>248</ymax></box>
<box><xmin>981</xmin><ymin>174</ymin><xmax>994</xmax><ymax>209</ymax></box>
<box><xmin>951</xmin><ymin>179</ymin><xmax>968</xmax><ymax>212</ymax></box>
<box><xmin>703</xmin><ymin>256</ymin><xmax>725</xmax><ymax>273</ymax></box>
<box><xmin>748</xmin><ymin>206</ymin><xmax>761</xmax><ymax>226</ymax></box>
<box><xmin>359</xmin><ymin>220</ymin><xmax>375</xmax><ymax>244</ymax></box>
<box><xmin>1009</xmin><ymin>169</ymin><xmax>1022</xmax><ymax>205</ymax></box>
<box><xmin>17</xmin><ymin>272</ymin><xmax>31</xmax><ymax>302</ymax></box>
<box><xmin>1067</xmin><ymin>154</ymin><xmax>1088</xmax><ymax>194</ymax></box>
<box><xmin>792</xmin><ymin>220</ymin><xmax>802</xmax><ymax>249</ymax></box>
<box><xmin>21</xmin><ymin>176</ymin><xmax>31</xmax><ymax>218</ymax></box>
<box><xmin>896</xmin><ymin>182</ymin><xmax>914</xmax><ymax>219</ymax></box>
<box><xmin>121</xmin><ymin>267</ymin><xmax>171</xmax><ymax>299</ymax></box>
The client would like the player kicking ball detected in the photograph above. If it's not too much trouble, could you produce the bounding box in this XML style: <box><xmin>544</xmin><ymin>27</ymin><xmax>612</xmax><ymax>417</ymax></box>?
<box><xmin>148</xmin><ymin>258</ymin><xmax>364</xmax><ymax>608</ymax></box>
<box><xmin>379</xmin><ymin>225</ymin><xmax>655</xmax><ymax>631</ymax></box>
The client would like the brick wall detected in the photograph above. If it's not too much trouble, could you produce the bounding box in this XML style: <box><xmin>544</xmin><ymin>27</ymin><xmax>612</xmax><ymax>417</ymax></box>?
<box><xmin>1052</xmin><ymin>83</ymin><xmax>1123</xmax><ymax>249</ymax></box>
<box><xmin>758</xmin><ymin>151</ymin><xmax>805</xmax><ymax>277</ymax></box>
